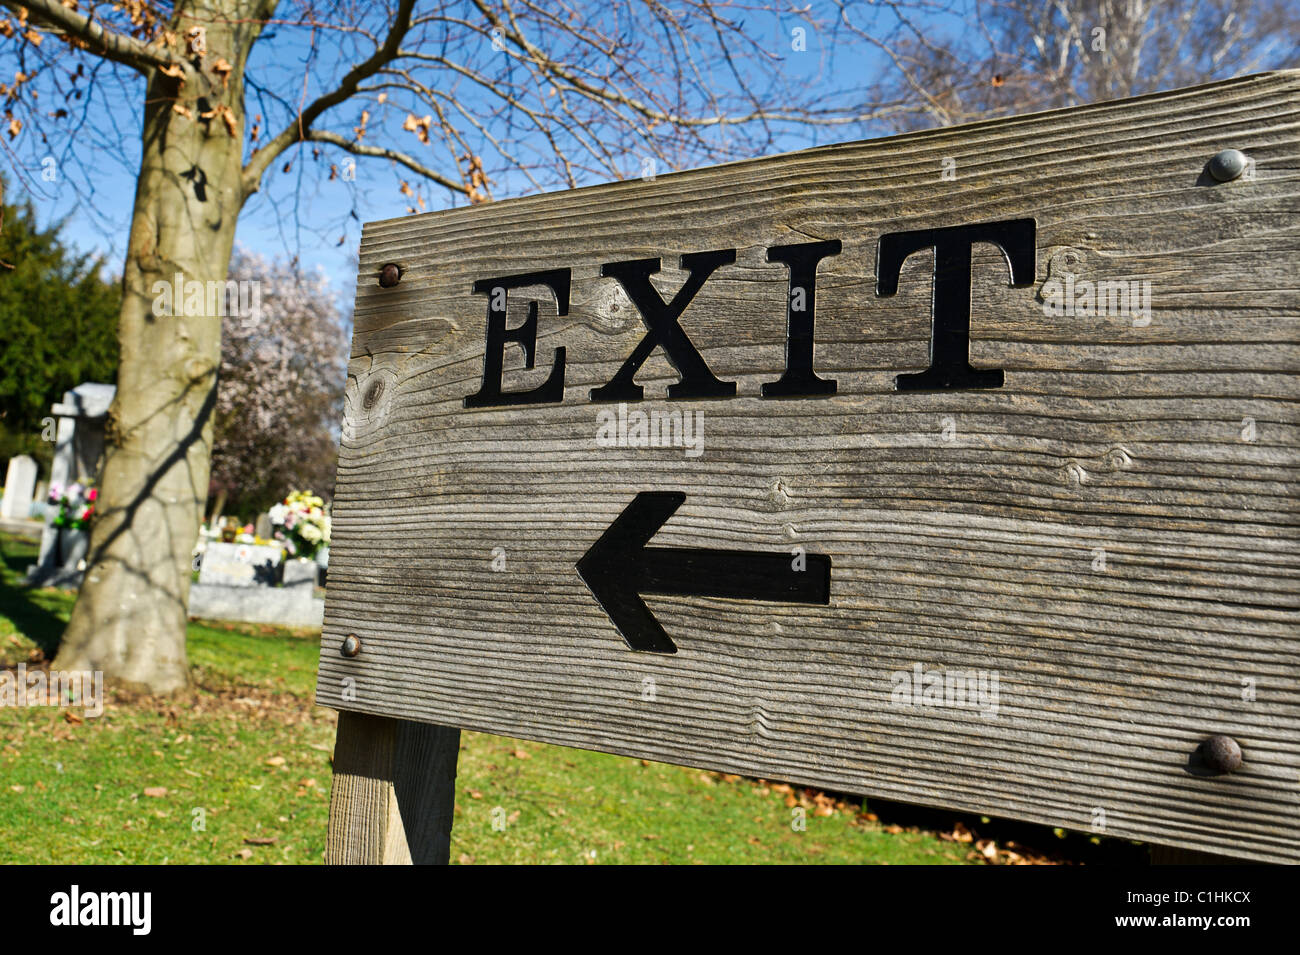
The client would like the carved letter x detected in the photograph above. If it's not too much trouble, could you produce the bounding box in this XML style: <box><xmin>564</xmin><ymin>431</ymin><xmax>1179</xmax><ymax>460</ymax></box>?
<box><xmin>591</xmin><ymin>249</ymin><xmax>737</xmax><ymax>402</ymax></box>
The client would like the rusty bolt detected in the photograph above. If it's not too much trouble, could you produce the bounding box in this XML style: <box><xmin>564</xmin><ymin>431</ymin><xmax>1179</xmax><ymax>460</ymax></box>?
<box><xmin>340</xmin><ymin>634</ymin><xmax>362</xmax><ymax>658</ymax></box>
<box><xmin>379</xmin><ymin>263</ymin><xmax>402</xmax><ymax>288</ymax></box>
<box><xmin>1200</xmin><ymin>734</ymin><xmax>1242</xmax><ymax>774</ymax></box>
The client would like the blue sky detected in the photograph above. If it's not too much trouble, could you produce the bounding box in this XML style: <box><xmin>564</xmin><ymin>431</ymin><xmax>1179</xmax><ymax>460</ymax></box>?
<box><xmin>14</xmin><ymin>0</ymin><xmax>1285</xmax><ymax>311</ymax></box>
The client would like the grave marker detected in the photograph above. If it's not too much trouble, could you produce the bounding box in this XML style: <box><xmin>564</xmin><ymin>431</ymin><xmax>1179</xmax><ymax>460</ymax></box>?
<box><xmin>1</xmin><ymin>455</ymin><xmax>38</xmax><ymax>521</ymax></box>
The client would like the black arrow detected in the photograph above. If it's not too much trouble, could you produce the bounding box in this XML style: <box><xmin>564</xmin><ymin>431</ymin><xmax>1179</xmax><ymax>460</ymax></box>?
<box><xmin>577</xmin><ymin>491</ymin><xmax>831</xmax><ymax>653</ymax></box>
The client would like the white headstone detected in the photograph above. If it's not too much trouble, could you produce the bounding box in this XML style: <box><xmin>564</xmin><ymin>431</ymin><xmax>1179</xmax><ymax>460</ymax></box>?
<box><xmin>1</xmin><ymin>455</ymin><xmax>38</xmax><ymax>520</ymax></box>
<box><xmin>198</xmin><ymin>541</ymin><xmax>283</xmax><ymax>587</ymax></box>
<box><xmin>282</xmin><ymin>557</ymin><xmax>318</xmax><ymax>588</ymax></box>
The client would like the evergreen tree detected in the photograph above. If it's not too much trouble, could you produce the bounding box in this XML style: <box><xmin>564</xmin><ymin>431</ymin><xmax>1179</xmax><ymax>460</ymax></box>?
<box><xmin>0</xmin><ymin>175</ymin><xmax>120</xmax><ymax>471</ymax></box>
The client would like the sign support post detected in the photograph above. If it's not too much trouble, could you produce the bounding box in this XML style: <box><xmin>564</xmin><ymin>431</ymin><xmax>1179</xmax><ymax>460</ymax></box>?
<box><xmin>326</xmin><ymin>712</ymin><xmax>460</xmax><ymax>864</ymax></box>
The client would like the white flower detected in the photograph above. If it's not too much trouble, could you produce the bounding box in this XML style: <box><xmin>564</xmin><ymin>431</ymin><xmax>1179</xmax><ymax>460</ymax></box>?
<box><xmin>268</xmin><ymin>503</ymin><xmax>289</xmax><ymax>524</ymax></box>
<box><xmin>300</xmin><ymin>522</ymin><xmax>323</xmax><ymax>543</ymax></box>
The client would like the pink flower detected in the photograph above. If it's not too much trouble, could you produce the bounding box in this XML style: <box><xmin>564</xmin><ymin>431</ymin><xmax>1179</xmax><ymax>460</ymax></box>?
<box><xmin>87</xmin><ymin>488</ymin><xmax>99</xmax><ymax>502</ymax></box>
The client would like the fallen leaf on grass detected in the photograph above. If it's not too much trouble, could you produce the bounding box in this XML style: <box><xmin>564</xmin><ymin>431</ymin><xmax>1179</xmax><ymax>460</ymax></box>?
<box><xmin>143</xmin><ymin>787</ymin><xmax>168</xmax><ymax>798</ymax></box>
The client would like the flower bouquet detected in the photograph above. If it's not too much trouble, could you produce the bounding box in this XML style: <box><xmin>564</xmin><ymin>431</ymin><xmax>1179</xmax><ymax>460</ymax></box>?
<box><xmin>47</xmin><ymin>481</ymin><xmax>97</xmax><ymax>531</ymax></box>
<box><xmin>269</xmin><ymin>490</ymin><xmax>331</xmax><ymax>560</ymax></box>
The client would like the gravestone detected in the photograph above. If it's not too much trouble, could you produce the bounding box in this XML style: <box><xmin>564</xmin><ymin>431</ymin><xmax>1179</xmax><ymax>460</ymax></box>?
<box><xmin>0</xmin><ymin>455</ymin><xmax>38</xmax><ymax>520</ymax></box>
<box><xmin>255</xmin><ymin>512</ymin><xmax>273</xmax><ymax>539</ymax></box>
<box><xmin>26</xmin><ymin>383</ymin><xmax>115</xmax><ymax>586</ymax></box>
<box><xmin>282</xmin><ymin>558</ymin><xmax>319</xmax><ymax>587</ymax></box>
<box><xmin>197</xmin><ymin>541</ymin><xmax>282</xmax><ymax>587</ymax></box>
<box><xmin>189</xmin><ymin>540</ymin><xmax>324</xmax><ymax>628</ymax></box>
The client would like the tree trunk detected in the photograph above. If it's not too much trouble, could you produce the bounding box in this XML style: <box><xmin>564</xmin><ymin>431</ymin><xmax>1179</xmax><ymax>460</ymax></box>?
<box><xmin>54</xmin><ymin>4</ymin><xmax>263</xmax><ymax>693</ymax></box>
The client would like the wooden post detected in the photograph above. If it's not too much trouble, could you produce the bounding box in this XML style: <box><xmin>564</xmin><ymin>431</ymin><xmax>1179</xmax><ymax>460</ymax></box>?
<box><xmin>326</xmin><ymin>711</ymin><xmax>461</xmax><ymax>864</ymax></box>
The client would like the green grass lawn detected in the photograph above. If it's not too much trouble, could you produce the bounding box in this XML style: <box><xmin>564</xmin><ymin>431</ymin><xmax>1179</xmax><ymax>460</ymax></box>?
<box><xmin>0</xmin><ymin>531</ymin><xmax>981</xmax><ymax>864</ymax></box>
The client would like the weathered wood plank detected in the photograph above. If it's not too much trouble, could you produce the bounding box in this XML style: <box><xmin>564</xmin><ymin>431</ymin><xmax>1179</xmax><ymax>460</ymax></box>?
<box><xmin>326</xmin><ymin>712</ymin><xmax>460</xmax><ymax>865</ymax></box>
<box><xmin>317</xmin><ymin>72</ymin><xmax>1300</xmax><ymax>862</ymax></box>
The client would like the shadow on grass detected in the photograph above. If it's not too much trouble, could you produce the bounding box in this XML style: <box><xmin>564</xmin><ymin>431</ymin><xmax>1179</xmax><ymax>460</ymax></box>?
<box><xmin>0</xmin><ymin>536</ymin><xmax>36</xmax><ymax>578</ymax></box>
<box><xmin>0</xmin><ymin>534</ymin><xmax>67</xmax><ymax>658</ymax></box>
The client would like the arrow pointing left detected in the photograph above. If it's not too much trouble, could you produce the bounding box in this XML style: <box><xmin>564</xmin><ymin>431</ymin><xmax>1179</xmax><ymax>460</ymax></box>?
<box><xmin>577</xmin><ymin>491</ymin><xmax>832</xmax><ymax>653</ymax></box>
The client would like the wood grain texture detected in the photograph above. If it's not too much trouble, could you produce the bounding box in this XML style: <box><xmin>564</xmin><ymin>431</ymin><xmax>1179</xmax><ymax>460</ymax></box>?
<box><xmin>326</xmin><ymin>712</ymin><xmax>460</xmax><ymax>865</ymax></box>
<box><xmin>317</xmin><ymin>72</ymin><xmax>1300</xmax><ymax>862</ymax></box>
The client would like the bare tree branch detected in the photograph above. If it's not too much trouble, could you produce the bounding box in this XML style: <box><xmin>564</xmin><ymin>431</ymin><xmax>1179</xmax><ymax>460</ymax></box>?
<box><xmin>241</xmin><ymin>0</ymin><xmax>416</xmax><ymax>195</ymax></box>
<box><xmin>305</xmin><ymin>128</ymin><xmax>463</xmax><ymax>193</ymax></box>
<box><xmin>3</xmin><ymin>0</ymin><xmax>183</xmax><ymax>76</ymax></box>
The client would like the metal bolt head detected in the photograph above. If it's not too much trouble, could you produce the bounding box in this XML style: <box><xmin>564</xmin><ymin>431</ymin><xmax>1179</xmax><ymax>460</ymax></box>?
<box><xmin>1200</xmin><ymin>734</ymin><xmax>1242</xmax><ymax>774</ymax></box>
<box><xmin>1208</xmin><ymin>149</ymin><xmax>1249</xmax><ymax>183</ymax></box>
<box><xmin>379</xmin><ymin>263</ymin><xmax>402</xmax><ymax>288</ymax></box>
<box><xmin>340</xmin><ymin>634</ymin><xmax>362</xmax><ymax>658</ymax></box>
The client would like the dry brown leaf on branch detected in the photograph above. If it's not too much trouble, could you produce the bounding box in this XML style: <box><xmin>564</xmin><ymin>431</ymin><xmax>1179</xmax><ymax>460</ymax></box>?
<box><xmin>6</xmin><ymin>116</ymin><xmax>20</xmax><ymax>139</ymax></box>
<box><xmin>211</xmin><ymin>57</ymin><xmax>232</xmax><ymax>87</ymax></box>
<box><xmin>402</xmin><ymin>112</ymin><xmax>432</xmax><ymax>144</ymax></box>
<box><xmin>214</xmin><ymin>103</ymin><xmax>237</xmax><ymax>137</ymax></box>
<box><xmin>399</xmin><ymin>180</ymin><xmax>414</xmax><ymax>197</ymax></box>
<box><xmin>0</xmin><ymin>21</ymin><xmax>12</xmax><ymax>39</ymax></box>
<box><xmin>171</xmin><ymin>102</ymin><xmax>192</xmax><ymax>120</ymax></box>
<box><xmin>24</xmin><ymin>29</ymin><xmax>41</xmax><ymax>46</ymax></box>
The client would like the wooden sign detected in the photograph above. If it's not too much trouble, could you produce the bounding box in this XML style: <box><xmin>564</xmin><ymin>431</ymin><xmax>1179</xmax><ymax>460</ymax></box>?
<box><xmin>319</xmin><ymin>72</ymin><xmax>1300</xmax><ymax>864</ymax></box>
